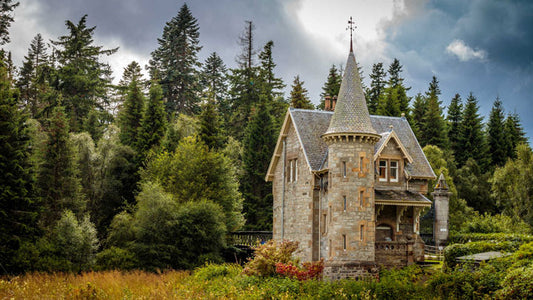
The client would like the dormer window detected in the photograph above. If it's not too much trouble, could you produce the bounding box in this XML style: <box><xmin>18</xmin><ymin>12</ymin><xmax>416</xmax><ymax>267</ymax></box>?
<box><xmin>378</xmin><ymin>159</ymin><xmax>400</xmax><ymax>183</ymax></box>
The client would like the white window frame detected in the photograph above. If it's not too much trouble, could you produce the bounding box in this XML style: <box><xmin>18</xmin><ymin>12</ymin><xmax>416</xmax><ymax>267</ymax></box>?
<box><xmin>390</xmin><ymin>160</ymin><xmax>399</xmax><ymax>182</ymax></box>
<box><xmin>378</xmin><ymin>160</ymin><xmax>388</xmax><ymax>182</ymax></box>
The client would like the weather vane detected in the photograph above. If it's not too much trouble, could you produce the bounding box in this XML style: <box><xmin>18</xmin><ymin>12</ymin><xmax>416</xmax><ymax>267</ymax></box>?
<box><xmin>346</xmin><ymin>16</ymin><xmax>356</xmax><ymax>52</ymax></box>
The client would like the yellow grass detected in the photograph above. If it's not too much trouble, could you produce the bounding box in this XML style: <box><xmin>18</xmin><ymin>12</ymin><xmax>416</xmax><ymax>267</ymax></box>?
<box><xmin>0</xmin><ymin>270</ymin><xmax>196</xmax><ymax>299</ymax></box>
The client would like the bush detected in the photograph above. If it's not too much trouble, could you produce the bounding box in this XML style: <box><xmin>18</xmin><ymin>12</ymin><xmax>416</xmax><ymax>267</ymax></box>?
<box><xmin>461</xmin><ymin>213</ymin><xmax>532</xmax><ymax>234</ymax></box>
<box><xmin>95</xmin><ymin>247</ymin><xmax>138</xmax><ymax>270</ymax></box>
<box><xmin>242</xmin><ymin>240</ymin><xmax>299</xmax><ymax>277</ymax></box>
<box><xmin>443</xmin><ymin>241</ymin><xmax>517</xmax><ymax>269</ymax></box>
<box><xmin>496</xmin><ymin>265</ymin><xmax>533</xmax><ymax>299</ymax></box>
<box><xmin>275</xmin><ymin>259</ymin><xmax>324</xmax><ymax>281</ymax></box>
<box><xmin>448</xmin><ymin>232</ymin><xmax>533</xmax><ymax>245</ymax></box>
<box><xmin>194</xmin><ymin>263</ymin><xmax>242</xmax><ymax>281</ymax></box>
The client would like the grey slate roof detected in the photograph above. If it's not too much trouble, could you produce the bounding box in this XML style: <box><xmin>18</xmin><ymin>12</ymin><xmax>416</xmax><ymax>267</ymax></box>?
<box><xmin>289</xmin><ymin>109</ymin><xmax>435</xmax><ymax>179</ymax></box>
<box><xmin>374</xmin><ymin>190</ymin><xmax>432</xmax><ymax>206</ymax></box>
<box><xmin>324</xmin><ymin>51</ymin><xmax>377</xmax><ymax>136</ymax></box>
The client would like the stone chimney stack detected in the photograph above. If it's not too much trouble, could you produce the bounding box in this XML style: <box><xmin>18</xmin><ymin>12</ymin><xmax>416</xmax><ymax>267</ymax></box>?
<box><xmin>325</xmin><ymin>95</ymin><xmax>332</xmax><ymax>111</ymax></box>
<box><xmin>331</xmin><ymin>96</ymin><xmax>337</xmax><ymax>111</ymax></box>
<box><xmin>431</xmin><ymin>173</ymin><xmax>451</xmax><ymax>247</ymax></box>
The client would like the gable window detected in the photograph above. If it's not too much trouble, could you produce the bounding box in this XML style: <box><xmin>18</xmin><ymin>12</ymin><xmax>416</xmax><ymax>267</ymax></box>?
<box><xmin>390</xmin><ymin>160</ymin><xmax>398</xmax><ymax>182</ymax></box>
<box><xmin>378</xmin><ymin>160</ymin><xmax>387</xmax><ymax>182</ymax></box>
<box><xmin>287</xmin><ymin>158</ymin><xmax>298</xmax><ymax>182</ymax></box>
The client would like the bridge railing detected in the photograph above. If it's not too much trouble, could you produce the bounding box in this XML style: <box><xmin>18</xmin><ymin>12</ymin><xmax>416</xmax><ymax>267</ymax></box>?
<box><xmin>228</xmin><ymin>231</ymin><xmax>273</xmax><ymax>247</ymax></box>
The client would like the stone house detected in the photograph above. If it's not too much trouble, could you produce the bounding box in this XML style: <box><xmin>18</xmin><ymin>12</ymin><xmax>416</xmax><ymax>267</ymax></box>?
<box><xmin>265</xmin><ymin>45</ymin><xmax>449</xmax><ymax>280</ymax></box>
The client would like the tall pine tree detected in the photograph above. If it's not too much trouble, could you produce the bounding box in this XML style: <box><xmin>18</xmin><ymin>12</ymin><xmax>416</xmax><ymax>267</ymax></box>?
<box><xmin>457</xmin><ymin>93</ymin><xmax>489</xmax><ymax>168</ymax></box>
<box><xmin>289</xmin><ymin>75</ymin><xmax>313</xmax><ymax>109</ymax></box>
<box><xmin>198</xmin><ymin>99</ymin><xmax>226</xmax><ymax>151</ymax></box>
<box><xmin>504</xmin><ymin>112</ymin><xmax>527</xmax><ymax>159</ymax></box>
<box><xmin>487</xmin><ymin>98</ymin><xmax>507</xmax><ymax>167</ymax></box>
<box><xmin>318</xmin><ymin>65</ymin><xmax>341</xmax><ymax>110</ymax></box>
<box><xmin>118</xmin><ymin>78</ymin><xmax>145</xmax><ymax>147</ymax></box>
<box><xmin>257</xmin><ymin>41</ymin><xmax>285</xmax><ymax>98</ymax></box>
<box><xmin>376</xmin><ymin>59</ymin><xmax>410</xmax><ymax>117</ymax></box>
<box><xmin>420</xmin><ymin>76</ymin><xmax>448</xmax><ymax>149</ymax></box>
<box><xmin>135</xmin><ymin>82</ymin><xmax>167</xmax><ymax>162</ymax></box>
<box><xmin>446</xmin><ymin>93</ymin><xmax>463</xmax><ymax>157</ymax></box>
<box><xmin>52</xmin><ymin>15</ymin><xmax>117</xmax><ymax>132</ymax></box>
<box><xmin>241</xmin><ymin>99</ymin><xmax>276</xmax><ymax>230</ymax></box>
<box><xmin>0</xmin><ymin>57</ymin><xmax>39</xmax><ymax>273</ymax></box>
<box><xmin>149</xmin><ymin>3</ymin><xmax>201</xmax><ymax>115</ymax></box>
<box><xmin>366</xmin><ymin>62</ymin><xmax>386</xmax><ymax>114</ymax></box>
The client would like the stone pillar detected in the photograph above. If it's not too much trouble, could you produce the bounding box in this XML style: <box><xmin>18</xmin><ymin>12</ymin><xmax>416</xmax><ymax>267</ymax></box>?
<box><xmin>431</xmin><ymin>173</ymin><xmax>451</xmax><ymax>247</ymax></box>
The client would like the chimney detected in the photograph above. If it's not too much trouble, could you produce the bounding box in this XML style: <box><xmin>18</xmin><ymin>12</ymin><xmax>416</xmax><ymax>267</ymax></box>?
<box><xmin>332</xmin><ymin>96</ymin><xmax>337</xmax><ymax>111</ymax></box>
<box><xmin>324</xmin><ymin>95</ymin><xmax>332</xmax><ymax>111</ymax></box>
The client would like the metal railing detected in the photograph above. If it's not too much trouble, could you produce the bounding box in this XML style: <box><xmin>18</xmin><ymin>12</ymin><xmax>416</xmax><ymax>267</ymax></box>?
<box><xmin>424</xmin><ymin>245</ymin><xmax>444</xmax><ymax>261</ymax></box>
<box><xmin>228</xmin><ymin>231</ymin><xmax>273</xmax><ymax>247</ymax></box>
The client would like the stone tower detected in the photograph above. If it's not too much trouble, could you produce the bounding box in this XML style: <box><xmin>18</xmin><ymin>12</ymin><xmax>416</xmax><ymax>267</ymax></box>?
<box><xmin>432</xmin><ymin>173</ymin><xmax>450</xmax><ymax>247</ymax></box>
<box><xmin>322</xmin><ymin>44</ymin><xmax>381</xmax><ymax>279</ymax></box>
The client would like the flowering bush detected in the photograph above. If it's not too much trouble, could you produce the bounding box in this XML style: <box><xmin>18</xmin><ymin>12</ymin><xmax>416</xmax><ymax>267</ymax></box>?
<box><xmin>242</xmin><ymin>240</ymin><xmax>299</xmax><ymax>277</ymax></box>
<box><xmin>275</xmin><ymin>259</ymin><xmax>324</xmax><ymax>281</ymax></box>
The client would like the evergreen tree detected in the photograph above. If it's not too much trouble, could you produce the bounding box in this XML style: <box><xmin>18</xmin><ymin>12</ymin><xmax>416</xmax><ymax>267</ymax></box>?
<box><xmin>51</xmin><ymin>15</ymin><xmax>117</xmax><ymax>131</ymax></box>
<box><xmin>376</xmin><ymin>59</ymin><xmax>410</xmax><ymax>117</ymax></box>
<box><xmin>118</xmin><ymin>78</ymin><xmax>145</xmax><ymax>147</ymax></box>
<box><xmin>420</xmin><ymin>76</ymin><xmax>448</xmax><ymax>149</ymax></box>
<box><xmin>456</xmin><ymin>158</ymin><xmax>495</xmax><ymax>213</ymax></box>
<box><xmin>257</xmin><ymin>41</ymin><xmax>285</xmax><ymax>97</ymax></box>
<box><xmin>289</xmin><ymin>75</ymin><xmax>313</xmax><ymax>109</ymax></box>
<box><xmin>149</xmin><ymin>3</ymin><xmax>201</xmax><ymax>115</ymax></box>
<box><xmin>457</xmin><ymin>93</ymin><xmax>489</xmax><ymax>168</ymax></box>
<box><xmin>241</xmin><ymin>99</ymin><xmax>276</xmax><ymax>230</ymax></box>
<box><xmin>446</xmin><ymin>93</ymin><xmax>463</xmax><ymax>157</ymax></box>
<box><xmin>317</xmin><ymin>65</ymin><xmax>341</xmax><ymax>110</ymax></box>
<box><xmin>200</xmin><ymin>52</ymin><xmax>228</xmax><ymax>103</ymax></box>
<box><xmin>0</xmin><ymin>58</ymin><xmax>39</xmax><ymax>273</ymax></box>
<box><xmin>366</xmin><ymin>62</ymin><xmax>386</xmax><ymax>114</ymax></box>
<box><xmin>198</xmin><ymin>99</ymin><xmax>226</xmax><ymax>151</ymax></box>
<box><xmin>16</xmin><ymin>34</ymin><xmax>49</xmax><ymax>118</ymax></box>
<box><xmin>135</xmin><ymin>82</ymin><xmax>167</xmax><ymax>162</ymax></box>
<box><xmin>118</xmin><ymin>61</ymin><xmax>144</xmax><ymax>90</ymax></box>
<box><xmin>487</xmin><ymin>98</ymin><xmax>507</xmax><ymax>167</ymax></box>
<box><xmin>0</xmin><ymin>0</ymin><xmax>19</xmax><ymax>45</ymax></box>
<box><xmin>504</xmin><ymin>112</ymin><xmax>527</xmax><ymax>159</ymax></box>
<box><xmin>410</xmin><ymin>93</ymin><xmax>426</xmax><ymax>137</ymax></box>
<box><xmin>37</xmin><ymin>105</ymin><xmax>84</xmax><ymax>228</ymax></box>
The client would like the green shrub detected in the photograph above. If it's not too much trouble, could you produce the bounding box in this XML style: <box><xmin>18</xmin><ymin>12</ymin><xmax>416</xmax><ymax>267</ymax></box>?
<box><xmin>448</xmin><ymin>232</ymin><xmax>533</xmax><ymax>245</ymax></box>
<box><xmin>497</xmin><ymin>265</ymin><xmax>533</xmax><ymax>299</ymax></box>
<box><xmin>194</xmin><ymin>263</ymin><xmax>242</xmax><ymax>281</ymax></box>
<box><xmin>443</xmin><ymin>241</ymin><xmax>517</xmax><ymax>269</ymax></box>
<box><xmin>95</xmin><ymin>247</ymin><xmax>138</xmax><ymax>270</ymax></box>
<box><xmin>461</xmin><ymin>213</ymin><xmax>532</xmax><ymax>234</ymax></box>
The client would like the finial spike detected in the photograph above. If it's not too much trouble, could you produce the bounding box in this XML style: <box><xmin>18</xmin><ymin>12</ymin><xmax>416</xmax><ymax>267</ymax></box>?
<box><xmin>346</xmin><ymin>16</ymin><xmax>356</xmax><ymax>52</ymax></box>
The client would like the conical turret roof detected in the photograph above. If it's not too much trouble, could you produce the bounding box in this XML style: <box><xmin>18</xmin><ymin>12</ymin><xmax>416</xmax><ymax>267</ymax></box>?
<box><xmin>324</xmin><ymin>48</ymin><xmax>377</xmax><ymax>136</ymax></box>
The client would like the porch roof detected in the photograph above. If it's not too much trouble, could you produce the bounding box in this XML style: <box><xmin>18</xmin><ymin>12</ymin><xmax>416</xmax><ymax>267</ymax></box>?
<box><xmin>374</xmin><ymin>190</ymin><xmax>432</xmax><ymax>207</ymax></box>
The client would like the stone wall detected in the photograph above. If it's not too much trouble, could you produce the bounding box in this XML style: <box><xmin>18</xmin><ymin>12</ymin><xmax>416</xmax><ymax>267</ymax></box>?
<box><xmin>272</xmin><ymin>121</ymin><xmax>315</xmax><ymax>262</ymax></box>
<box><xmin>324</xmin><ymin>261</ymin><xmax>379</xmax><ymax>281</ymax></box>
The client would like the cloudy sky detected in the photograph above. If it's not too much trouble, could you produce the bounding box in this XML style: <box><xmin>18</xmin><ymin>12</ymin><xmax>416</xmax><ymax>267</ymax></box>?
<box><xmin>7</xmin><ymin>0</ymin><xmax>533</xmax><ymax>141</ymax></box>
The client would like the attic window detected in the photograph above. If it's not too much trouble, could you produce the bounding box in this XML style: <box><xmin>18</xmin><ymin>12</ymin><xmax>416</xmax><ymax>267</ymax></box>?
<box><xmin>287</xmin><ymin>159</ymin><xmax>298</xmax><ymax>182</ymax></box>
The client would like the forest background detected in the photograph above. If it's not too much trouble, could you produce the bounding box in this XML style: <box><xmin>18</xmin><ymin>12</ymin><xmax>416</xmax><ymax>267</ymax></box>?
<box><xmin>1</xmin><ymin>1</ymin><xmax>532</xmax><ymax>274</ymax></box>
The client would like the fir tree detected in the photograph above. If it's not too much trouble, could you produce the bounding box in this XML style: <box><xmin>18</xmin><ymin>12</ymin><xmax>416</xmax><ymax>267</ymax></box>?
<box><xmin>457</xmin><ymin>93</ymin><xmax>489</xmax><ymax>168</ymax></box>
<box><xmin>0</xmin><ymin>57</ymin><xmax>39</xmax><ymax>273</ymax></box>
<box><xmin>410</xmin><ymin>93</ymin><xmax>426</xmax><ymax>138</ymax></box>
<box><xmin>37</xmin><ymin>105</ymin><xmax>84</xmax><ymax>228</ymax></box>
<box><xmin>0</xmin><ymin>0</ymin><xmax>19</xmax><ymax>45</ymax></box>
<box><xmin>366</xmin><ymin>62</ymin><xmax>386</xmax><ymax>114</ymax></box>
<box><xmin>504</xmin><ymin>112</ymin><xmax>527</xmax><ymax>159</ymax></box>
<box><xmin>318</xmin><ymin>65</ymin><xmax>341</xmax><ymax>110</ymax></box>
<box><xmin>200</xmin><ymin>52</ymin><xmax>228</xmax><ymax>103</ymax></box>
<box><xmin>420</xmin><ymin>76</ymin><xmax>448</xmax><ymax>149</ymax></box>
<box><xmin>257</xmin><ymin>41</ymin><xmax>285</xmax><ymax>97</ymax></box>
<box><xmin>290</xmin><ymin>75</ymin><xmax>313</xmax><ymax>109</ymax></box>
<box><xmin>198</xmin><ymin>99</ymin><xmax>226</xmax><ymax>151</ymax></box>
<box><xmin>52</xmin><ymin>15</ymin><xmax>117</xmax><ymax>131</ymax></box>
<box><xmin>16</xmin><ymin>34</ymin><xmax>49</xmax><ymax>118</ymax></box>
<box><xmin>118</xmin><ymin>78</ymin><xmax>145</xmax><ymax>147</ymax></box>
<box><xmin>487</xmin><ymin>98</ymin><xmax>507</xmax><ymax>167</ymax></box>
<box><xmin>376</xmin><ymin>59</ymin><xmax>410</xmax><ymax>117</ymax></box>
<box><xmin>135</xmin><ymin>82</ymin><xmax>167</xmax><ymax>162</ymax></box>
<box><xmin>149</xmin><ymin>3</ymin><xmax>202</xmax><ymax>115</ymax></box>
<box><xmin>446</xmin><ymin>93</ymin><xmax>463</xmax><ymax>157</ymax></box>
<box><xmin>241</xmin><ymin>99</ymin><xmax>276</xmax><ymax>230</ymax></box>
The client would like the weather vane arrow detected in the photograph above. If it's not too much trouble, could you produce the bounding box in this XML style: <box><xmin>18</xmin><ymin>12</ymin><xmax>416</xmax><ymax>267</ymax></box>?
<box><xmin>346</xmin><ymin>16</ymin><xmax>356</xmax><ymax>52</ymax></box>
